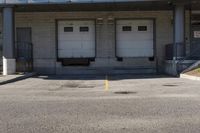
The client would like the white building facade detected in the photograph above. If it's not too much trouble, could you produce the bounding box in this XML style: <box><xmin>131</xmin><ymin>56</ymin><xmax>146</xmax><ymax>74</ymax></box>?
<box><xmin>0</xmin><ymin>0</ymin><xmax>199</xmax><ymax>75</ymax></box>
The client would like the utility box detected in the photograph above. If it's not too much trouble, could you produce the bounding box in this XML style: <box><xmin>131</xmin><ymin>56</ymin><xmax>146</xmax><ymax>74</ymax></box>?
<box><xmin>165</xmin><ymin>44</ymin><xmax>173</xmax><ymax>60</ymax></box>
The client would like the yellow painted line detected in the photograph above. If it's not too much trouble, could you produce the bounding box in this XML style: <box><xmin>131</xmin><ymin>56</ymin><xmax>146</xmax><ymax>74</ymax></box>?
<box><xmin>105</xmin><ymin>75</ymin><xmax>109</xmax><ymax>91</ymax></box>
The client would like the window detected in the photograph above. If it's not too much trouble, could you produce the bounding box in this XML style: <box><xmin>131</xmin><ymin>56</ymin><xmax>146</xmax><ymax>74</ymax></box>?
<box><xmin>64</xmin><ymin>27</ymin><xmax>73</xmax><ymax>32</ymax></box>
<box><xmin>80</xmin><ymin>27</ymin><xmax>89</xmax><ymax>32</ymax></box>
<box><xmin>122</xmin><ymin>26</ymin><xmax>132</xmax><ymax>31</ymax></box>
<box><xmin>138</xmin><ymin>26</ymin><xmax>147</xmax><ymax>31</ymax></box>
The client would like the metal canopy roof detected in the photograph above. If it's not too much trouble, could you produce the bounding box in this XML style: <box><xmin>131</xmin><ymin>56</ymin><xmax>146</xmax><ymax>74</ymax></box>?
<box><xmin>0</xmin><ymin>0</ymin><xmax>173</xmax><ymax>5</ymax></box>
<box><xmin>13</xmin><ymin>1</ymin><xmax>174</xmax><ymax>12</ymax></box>
<box><xmin>0</xmin><ymin>0</ymin><xmax>198</xmax><ymax>6</ymax></box>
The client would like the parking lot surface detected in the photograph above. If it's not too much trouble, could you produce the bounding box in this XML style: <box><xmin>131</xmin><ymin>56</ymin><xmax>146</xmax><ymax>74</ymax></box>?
<box><xmin>0</xmin><ymin>75</ymin><xmax>200</xmax><ymax>133</ymax></box>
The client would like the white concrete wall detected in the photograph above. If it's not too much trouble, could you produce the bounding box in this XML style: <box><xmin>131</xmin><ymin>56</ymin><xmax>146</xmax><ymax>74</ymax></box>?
<box><xmin>0</xmin><ymin>11</ymin><xmax>191</xmax><ymax>74</ymax></box>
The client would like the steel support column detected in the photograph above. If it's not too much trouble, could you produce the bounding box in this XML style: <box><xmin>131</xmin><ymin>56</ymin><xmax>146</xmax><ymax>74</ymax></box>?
<box><xmin>2</xmin><ymin>7</ymin><xmax>16</xmax><ymax>75</ymax></box>
<box><xmin>173</xmin><ymin>4</ymin><xmax>185</xmax><ymax>59</ymax></box>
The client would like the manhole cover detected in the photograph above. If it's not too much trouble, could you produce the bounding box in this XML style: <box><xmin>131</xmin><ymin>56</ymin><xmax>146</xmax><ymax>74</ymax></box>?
<box><xmin>114</xmin><ymin>91</ymin><xmax>137</xmax><ymax>95</ymax></box>
<box><xmin>163</xmin><ymin>84</ymin><xmax>179</xmax><ymax>87</ymax></box>
<box><xmin>62</xmin><ymin>83</ymin><xmax>95</xmax><ymax>88</ymax></box>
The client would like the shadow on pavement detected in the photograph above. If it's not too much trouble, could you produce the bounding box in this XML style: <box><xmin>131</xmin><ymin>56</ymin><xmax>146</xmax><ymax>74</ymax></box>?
<box><xmin>33</xmin><ymin>74</ymin><xmax>176</xmax><ymax>81</ymax></box>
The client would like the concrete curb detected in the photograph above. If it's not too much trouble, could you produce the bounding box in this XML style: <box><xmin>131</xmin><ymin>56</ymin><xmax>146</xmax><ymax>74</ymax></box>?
<box><xmin>0</xmin><ymin>73</ymin><xmax>37</xmax><ymax>85</ymax></box>
<box><xmin>180</xmin><ymin>74</ymin><xmax>200</xmax><ymax>81</ymax></box>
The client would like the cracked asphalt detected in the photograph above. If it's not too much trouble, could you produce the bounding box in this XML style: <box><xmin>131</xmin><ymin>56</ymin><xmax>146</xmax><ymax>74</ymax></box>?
<box><xmin>0</xmin><ymin>75</ymin><xmax>200</xmax><ymax>133</ymax></box>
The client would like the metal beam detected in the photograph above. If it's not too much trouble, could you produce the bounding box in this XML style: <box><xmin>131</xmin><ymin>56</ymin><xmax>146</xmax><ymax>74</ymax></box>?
<box><xmin>2</xmin><ymin>7</ymin><xmax>16</xmax><ymax>75</ymax></box>
<box><xmin>173</xmin><ymin>4</ymin><xmax>185</xmax><ymax>59</ymax></box>
<box><xmin>3</xmin><ymin>7</ymin><xmax>15</xmax><ymax>59</ymax></box>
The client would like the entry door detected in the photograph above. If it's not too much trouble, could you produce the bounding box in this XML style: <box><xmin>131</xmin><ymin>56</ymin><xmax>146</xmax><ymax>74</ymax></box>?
<box><xmin>16</xmin><ymin>28</ymin><xmax>33</xmax><ymax>72</ymax></box>
<box><xmin>191</xmin><ymin>23</ymin><xmax>200</xmax><ymax>58</ymax></box>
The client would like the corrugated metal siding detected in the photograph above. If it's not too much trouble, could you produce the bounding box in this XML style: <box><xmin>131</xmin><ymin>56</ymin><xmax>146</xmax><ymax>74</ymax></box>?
<box><xmin>0</xmin><ymin>24</ymin><xmax>2</xmax><ymax>71</ymax></box>
<box><xmin>0</xmin><ymin>40</ymin><xmax>2</xmax><ymax>72</ymax></box>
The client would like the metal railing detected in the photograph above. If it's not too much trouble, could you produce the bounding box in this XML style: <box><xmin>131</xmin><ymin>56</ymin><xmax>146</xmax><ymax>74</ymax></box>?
<box><xmin>176</xmin><ymin>45</ymin><xmax>200</xmax><ymax>73</ymax></box>
<box><xmin>165</xmin><ymin>42</ymin><xmax>200</xmax><ymax>74</ymax></box>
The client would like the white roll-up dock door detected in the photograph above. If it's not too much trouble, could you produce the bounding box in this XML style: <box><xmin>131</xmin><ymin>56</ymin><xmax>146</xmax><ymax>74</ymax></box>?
<box><xmin>58</xmin><ymin>20</ymin><xmax>95</xmax><ymax>58</ymax></box>
<box><xmin>116</xmin><ymin>20</ymin><xmax>154</xmax><ymax>57</ymax></box>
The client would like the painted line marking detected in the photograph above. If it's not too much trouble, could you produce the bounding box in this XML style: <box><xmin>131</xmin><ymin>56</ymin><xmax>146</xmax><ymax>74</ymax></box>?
<box><xmin>105</xmin><ymin>75</ymin><xmax>109</xmax><ymax>91</ymax></box>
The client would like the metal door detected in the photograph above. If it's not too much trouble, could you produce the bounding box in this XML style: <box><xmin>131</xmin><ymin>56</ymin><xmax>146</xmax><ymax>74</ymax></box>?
<box><xmin>116</xmin><ymin>20</ymin><xmax>154</xmax><ymax>57</ymax></box>
<box><xmin>191</xmin><ymin>23</ymin><xmax>200</xmax><ymax>59</ymax></box>
<box><xmin>58</xmin><ymin>20</ymin><xmax>95</xmax><ymax>58</ymax></box>
<box><xmin>16</xmin><ymin>28</ymin><xmax>33</xmax><ymax>72</ymax></box>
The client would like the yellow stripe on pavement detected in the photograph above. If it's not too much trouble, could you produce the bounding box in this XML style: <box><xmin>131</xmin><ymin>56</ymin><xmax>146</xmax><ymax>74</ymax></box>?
<box><xmin>105</xmin><ymin>75</ymin><xmax>109</xmax><ymax>91</ymax></box>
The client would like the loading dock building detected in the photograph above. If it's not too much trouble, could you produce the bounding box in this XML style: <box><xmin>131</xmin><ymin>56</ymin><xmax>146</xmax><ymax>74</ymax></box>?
<box><xmin>0</xmin><ymin>0</ymin><xmax>199</xmax><ymax>75</ymax></box>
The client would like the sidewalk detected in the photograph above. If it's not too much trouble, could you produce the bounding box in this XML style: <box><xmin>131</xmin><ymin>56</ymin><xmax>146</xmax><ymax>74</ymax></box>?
<box><xmin>0</xmin><ymin>73</ymin><xmax>36</xmax><ymax>85</ymax></box>
<box><xmin>180</xmin><ymin>74</ymin><xmax>200</xmax><ymax>81</ymax></box>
